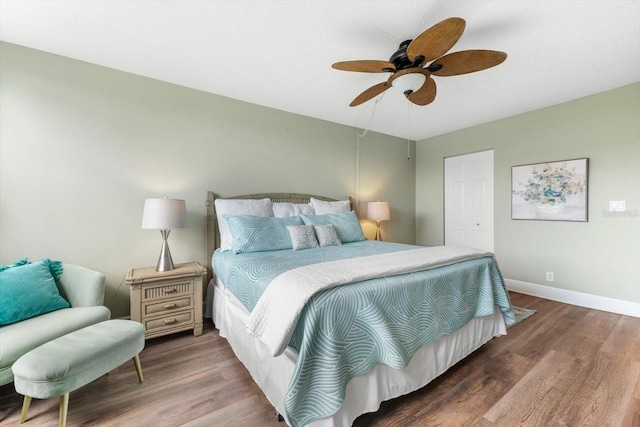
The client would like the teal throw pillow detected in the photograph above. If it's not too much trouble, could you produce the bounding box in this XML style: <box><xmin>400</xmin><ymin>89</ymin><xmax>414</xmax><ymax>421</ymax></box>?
<box><xmin>226</xmin><ymin>215</ymin><xmax>304</xmax><ymax>254</ymax></box>
<box><xmin>0</xmin><ymin>259</ymin><xmax>70</xmax><ymax>326</ymax></box>
<box><xmin>300</xmin><ymin>211</ymin><xmax>366</xmax><ymax>243</ymax></box>
<box><xmin>0</xmin><ymin>258</ymin><xmax>29</xmax><ymax>273</ymax></box>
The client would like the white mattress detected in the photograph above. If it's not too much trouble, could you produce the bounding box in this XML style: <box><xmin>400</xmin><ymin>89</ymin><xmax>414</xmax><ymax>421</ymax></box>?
<box><xmin>206</xmin><ymin>279</ymin><xmax>506</xmax><ymax>427</ymax></box>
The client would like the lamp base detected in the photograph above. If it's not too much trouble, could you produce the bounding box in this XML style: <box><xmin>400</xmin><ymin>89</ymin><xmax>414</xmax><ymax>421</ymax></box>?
<box><xmin>156</xmin><ymin>229</ymin><xmax>175</xmax><ymax>272</ymax></box>
<box><xmin>374</xmin><ymin>221</ymin><xmax>383</xmax><ymax>241</ymax></box>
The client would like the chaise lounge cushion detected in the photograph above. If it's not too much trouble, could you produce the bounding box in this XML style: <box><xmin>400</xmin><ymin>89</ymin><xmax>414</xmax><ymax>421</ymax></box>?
<box><xmin>13</xmin><ymin>319</ymin><xmax>145</xmax><ymax>400</ymax></box>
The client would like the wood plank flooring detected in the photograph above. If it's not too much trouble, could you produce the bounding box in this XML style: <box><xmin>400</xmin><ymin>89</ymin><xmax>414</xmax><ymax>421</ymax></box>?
<box><xmin>1</xmin><ymin>292</ymin><xmax>638</xmax><ymax>426</ymax></box>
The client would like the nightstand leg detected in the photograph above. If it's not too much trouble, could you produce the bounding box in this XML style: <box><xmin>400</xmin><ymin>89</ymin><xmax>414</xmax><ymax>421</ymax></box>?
<box><xmin>194</xmin><ymin>321</ymin><xmax>203</xmax><ymax>336</ymax></box>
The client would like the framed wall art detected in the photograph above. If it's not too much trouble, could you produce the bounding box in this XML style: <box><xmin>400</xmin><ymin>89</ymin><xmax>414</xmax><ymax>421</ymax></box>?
<box><xmin>511</xmin><ymin>158</ymin><xmax>588</xmax><ymax>221</ymax></box>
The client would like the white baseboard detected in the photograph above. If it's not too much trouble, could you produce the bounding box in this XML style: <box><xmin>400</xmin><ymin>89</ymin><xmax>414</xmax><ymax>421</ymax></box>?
<box><xmin>505</xmin><ymin>278</ymin><xmax>640</xmax><ymax>319</ymax></box>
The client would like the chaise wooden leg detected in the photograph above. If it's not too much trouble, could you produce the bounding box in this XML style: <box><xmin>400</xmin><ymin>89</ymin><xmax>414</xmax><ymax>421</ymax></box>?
<box><xmin>59</xmin><ymin>393</ymin><xmax>69</xmax><ymax>427</ymax></box>
<box><xmin>133</xmin><ymin>354</ymin><xmax>144</xmax><ymax>383</ymax></box>
<box><xmin>19</xmin><ymin>395</ymin><xmax>31</xmax><ymax>423</ymax></box>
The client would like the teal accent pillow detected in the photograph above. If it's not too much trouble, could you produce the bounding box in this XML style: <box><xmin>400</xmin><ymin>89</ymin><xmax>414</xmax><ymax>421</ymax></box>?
<box><xmin>226</xmin><ymin>215</ymin><xmax>304</xmax><ymax>254</ymax></box>
<box><xmin>0</xmin><ymin>257</ymin><xmax>29</xmax><ymax>273</ymax></box>
<box><xmin>0</xmin><ymin>259</ymin><xmax>70</xmax><ymax>326</ymax></box>
<box><xmin>300</xmin><ymin>211</ymin><xmax>366</xmax><ymax>243</ymax></box>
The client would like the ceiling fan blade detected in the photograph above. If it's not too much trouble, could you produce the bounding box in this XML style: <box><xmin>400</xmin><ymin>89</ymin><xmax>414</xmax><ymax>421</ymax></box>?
<box><xmin>407</xmin><ymin>17</ymin><xmax>466</xmax><ymax>63</ymax></box>
<box><xmin>332</xmin><ymin>60</ymin><xmax>396</xmax><ymax>73</ymax></box>
<box><xmin>407</xmin><ymin>77</ymin><xmax>437</xmax><ymax>106</ymax></box>
<box><xmin>350</xmin><ymin>82</ymin><xmax>391</xmax><ymax>106</ymax></box>
<box><xmin>431</xmin><ymin>50</ymin><xmax>507</xmax><ymax>76</ymax></box>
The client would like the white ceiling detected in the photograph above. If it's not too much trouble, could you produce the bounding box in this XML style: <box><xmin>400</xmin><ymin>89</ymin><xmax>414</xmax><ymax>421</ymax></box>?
<box><xmin>1</xmin><ymin>1</ymin><xmax>639</xmax><ymax>141</ymax></box>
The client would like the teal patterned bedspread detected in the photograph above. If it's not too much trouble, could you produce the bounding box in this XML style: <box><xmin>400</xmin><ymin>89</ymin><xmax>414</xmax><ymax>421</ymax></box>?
<box><xmin>213</xmin><ymin>241</ymin><xmax>514</xmax><ymax>427</ymax></box>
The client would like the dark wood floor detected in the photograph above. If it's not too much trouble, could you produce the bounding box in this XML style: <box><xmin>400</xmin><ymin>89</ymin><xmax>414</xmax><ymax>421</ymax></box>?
<box><xmin>1</xmin><ymin>292</ymin><xmax>638</xmax><ymax>426</ymax></box>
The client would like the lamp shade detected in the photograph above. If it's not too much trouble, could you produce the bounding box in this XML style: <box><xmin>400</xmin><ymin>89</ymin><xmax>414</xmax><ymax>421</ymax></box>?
<box><xmin>391</xmin><ymin>73</ymin><xmax>426</xmax><ymax>94</ymax></box>
<box><xmin>367</xmin><ymin>201</ymin><xmax>391</xmax><ymax>221</ymax></box>
<box><xmin>141</xmin><ymin>198</ymin><xmax>187</xmax><ymax>229</ymax></box>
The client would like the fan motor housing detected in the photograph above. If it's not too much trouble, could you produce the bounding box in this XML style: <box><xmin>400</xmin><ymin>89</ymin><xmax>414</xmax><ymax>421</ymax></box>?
<box><xmin>389</xmin><ymin>40</ymin><xmax>413</xmax><ymax>70</ymax></box>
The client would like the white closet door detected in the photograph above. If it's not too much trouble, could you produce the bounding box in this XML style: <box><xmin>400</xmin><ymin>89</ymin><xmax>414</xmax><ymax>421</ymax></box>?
<box><xmin>444</xmin><ymin>150</ymin><xmax>494</xmax><ymax>252</ymax></box>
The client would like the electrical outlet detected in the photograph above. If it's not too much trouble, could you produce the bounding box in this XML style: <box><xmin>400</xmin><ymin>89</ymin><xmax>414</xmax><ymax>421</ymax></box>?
<box><xmin>609</xmin><ymin>200</ymin><xmax>626</xmax><ymax>212</ymax></box>
<box><xmin>546</xmin><ymin>272</ymin><xmax>554</xmax><ymax>282</ymax></box>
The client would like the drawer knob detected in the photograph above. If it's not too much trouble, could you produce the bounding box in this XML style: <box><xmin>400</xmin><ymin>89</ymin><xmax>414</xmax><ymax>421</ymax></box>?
<box><xmin>163</xmin><ymin>303</ymin><xmax>177</xmax><ymax>310</ymax></box>
<box><xmin>163</xmin><ymin>318</ymin><xmax>178</xmax><ymax>325</ymax></box>
<box><xmin>164</xmin><ymin>288</ymin><xmax>178</xmax><ymax>294</ymax></box>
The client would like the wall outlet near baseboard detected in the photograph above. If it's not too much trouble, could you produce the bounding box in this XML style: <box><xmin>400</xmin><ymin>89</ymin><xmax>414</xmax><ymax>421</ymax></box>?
<box><xmin>546</xmin><ymin>272</ymin><xmax>554</xmax><ymax>282</ymax></box>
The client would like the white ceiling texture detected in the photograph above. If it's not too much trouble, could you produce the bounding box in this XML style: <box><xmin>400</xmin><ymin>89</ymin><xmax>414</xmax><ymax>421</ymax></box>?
<box><xmin>1</xmin><ymin>1</ymin><xmax>639</xmax><ymax>141</ymax></box>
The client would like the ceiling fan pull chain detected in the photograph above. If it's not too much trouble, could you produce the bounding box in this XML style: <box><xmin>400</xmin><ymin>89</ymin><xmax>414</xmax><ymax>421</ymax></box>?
<box><xmin>357</xmin><ymin>92</ymin><xmax>384</xmax><ymax>139</ymax></box>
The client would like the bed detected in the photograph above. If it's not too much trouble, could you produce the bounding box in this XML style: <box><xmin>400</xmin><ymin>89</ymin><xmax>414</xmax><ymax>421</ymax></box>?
<box><xmin>204</xmin><ymin>192</ymin><xmax>514</xmax><ymax>427</ymax></box>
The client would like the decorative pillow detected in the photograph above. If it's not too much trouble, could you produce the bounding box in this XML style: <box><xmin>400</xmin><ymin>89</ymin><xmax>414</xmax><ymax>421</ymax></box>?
<box><xmin>226</xmin><ymin>215</ymin><xmax>303</xmax><ymax>254</ymax></box>
<box><xmin>272</xmin><ymin>202</ymin><xmax>315</xmax><ymax>217</ymax></box>
<box><xmin>0</xmin><ymin>259</ymin><xmax>69</xmax><ymax>326</ymax></box>
<box><xmin>287</xmin><ymin>225</ymin><xmax>319</xmax><ymax>251</ymax></box>
<box><xmin>300</xmin><ymin>211</ymin><xmax>366</xmax><ymax>243</ymax></box>
<box><xmin>309</xmin><ymin>197</ymin><xmax>350</xmax><ymax>215</ymax></box>
<box><xmin>215</xmin><ymin>198</ymin><xmax>273</xmax><ymax>251</ymax></box>
<box><xmin>0</xmin><ymin>257</ymin><xmax>29</xmax><ymax>273</ymax></box>
<box><xmin>314</xmin><ymin>224</ymin><xmax>342</xmax><ymax>247</ymax></box>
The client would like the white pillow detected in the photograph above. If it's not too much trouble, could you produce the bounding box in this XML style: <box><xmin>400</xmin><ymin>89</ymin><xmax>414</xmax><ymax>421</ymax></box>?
<box><xmin>214</xmin><ymin>198</ymin><xmax>273</xmax><ymax>251</ymax></box>
<box><xmin>287</xmin><ymin>225</ymin><xmax>319</xmax><ymax>251</ymax></box>
<box><xmin>309</xmin><ymin>197</ymin><xmax>350</xmax><ymax>215</ymax></box>
<box><xmin>272</xmin><ymin>202</ymin><xmax>315</xmax><ymax>217</ymax></box>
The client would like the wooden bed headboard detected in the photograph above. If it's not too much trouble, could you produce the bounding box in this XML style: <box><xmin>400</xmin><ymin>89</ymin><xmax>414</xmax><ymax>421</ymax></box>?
<box><xmin>205</xmin><ymin>191</ymin><xmax>352</xmax><ymax>281</ymax></box>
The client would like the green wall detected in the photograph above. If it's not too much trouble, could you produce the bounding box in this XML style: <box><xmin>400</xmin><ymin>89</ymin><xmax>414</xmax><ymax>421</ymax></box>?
<box><xmin>0</xmin><ymin>42</ymin><xmax>416</xmax><ymax>318</ymax></box>
<box><xmin>416</xmin><ymin>83</ymin><xmax>640</xmax><ymax>305</ymax></box>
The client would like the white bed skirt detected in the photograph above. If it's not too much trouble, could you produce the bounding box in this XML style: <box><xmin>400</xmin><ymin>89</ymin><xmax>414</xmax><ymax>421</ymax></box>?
<box><xmin>206</xmin><ymin>280</ymin><xmax>506</xmax><ymax>427</ymax></box>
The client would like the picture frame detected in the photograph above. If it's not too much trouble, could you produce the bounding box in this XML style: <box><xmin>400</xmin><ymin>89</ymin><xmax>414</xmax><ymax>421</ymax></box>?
<box><xmin>511</xmin><ymin>158</ymin><xmax>588</xmax><ymax>221</ymax></box>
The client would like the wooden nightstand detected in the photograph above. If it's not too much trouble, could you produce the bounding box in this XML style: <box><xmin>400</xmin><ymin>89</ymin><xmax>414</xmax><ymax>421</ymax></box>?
<box><xmin>126</xmin><ymin>261</ymin><xmax>207</xmax><ymax>339</ymax></box>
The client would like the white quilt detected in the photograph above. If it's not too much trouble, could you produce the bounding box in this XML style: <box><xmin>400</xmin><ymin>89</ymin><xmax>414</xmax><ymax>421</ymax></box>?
<box><xmin>246</xmin><ymin>245</ymin><xmax>492</xmax><ymax>356</ymax></box>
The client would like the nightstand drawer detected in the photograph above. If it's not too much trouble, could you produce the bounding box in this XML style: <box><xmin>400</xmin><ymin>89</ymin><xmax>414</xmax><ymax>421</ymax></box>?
<box><xmin>144</xmin><ymin>310</ymin><xmax>194</xmax><ymax>333</ymax></box>
<box><xmin>143</xmin><ymin>296</ymin><xmax>193</xmax><ymax>316</ymax></box>
<box><xmin>142</xmin><ymin>279</ymin><xmax>194</xmax><ymax>302</ymax></box>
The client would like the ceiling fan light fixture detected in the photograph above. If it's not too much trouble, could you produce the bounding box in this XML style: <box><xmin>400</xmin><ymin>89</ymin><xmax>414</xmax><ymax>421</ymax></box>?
<box><xmin>334</xmin><ymin>18</ymin><xmax>506</xmax><ymax>107</ymax></box>
<box><xmin>391</xmin><ymin>73</ymin><xmax>426</xmax><ymax>95</ymax></box>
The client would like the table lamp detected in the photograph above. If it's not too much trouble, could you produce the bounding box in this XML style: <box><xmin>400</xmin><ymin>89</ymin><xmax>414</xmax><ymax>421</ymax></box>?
<box><xmin>367</xmin><ymin>201</ymin><xmax>391</xmax><ymax>241</ymax></box>
<box><xmin>142</xmin><ymin>197</ymin><xmax>187</xmax><ymax>271</ymax></box>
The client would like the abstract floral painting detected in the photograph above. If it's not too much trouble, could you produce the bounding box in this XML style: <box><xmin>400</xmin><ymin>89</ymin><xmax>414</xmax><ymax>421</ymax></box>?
<box><xmin>511</xmin><ymin>158</ymin><xmax>588</xmax><ymax>221</ymax></box>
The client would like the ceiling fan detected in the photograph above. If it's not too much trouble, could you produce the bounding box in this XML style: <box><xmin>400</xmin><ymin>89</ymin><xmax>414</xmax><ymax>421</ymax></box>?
<box><xmin>332</xmin><ymin>17</ymin><xmax>507</xmax><ymax>107</ymax></box>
